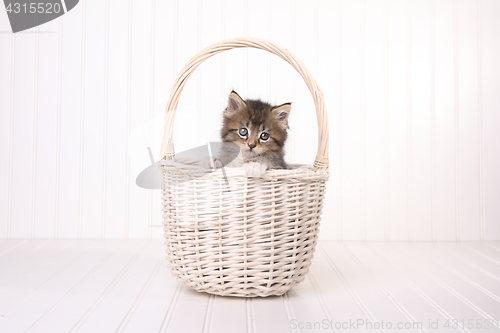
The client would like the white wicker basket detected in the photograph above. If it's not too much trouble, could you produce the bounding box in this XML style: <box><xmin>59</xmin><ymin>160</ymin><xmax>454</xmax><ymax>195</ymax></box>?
<box><xmin>159</xmin><ymin>38</ymin><xmax>329</xmax><ymax>297</ymax></box>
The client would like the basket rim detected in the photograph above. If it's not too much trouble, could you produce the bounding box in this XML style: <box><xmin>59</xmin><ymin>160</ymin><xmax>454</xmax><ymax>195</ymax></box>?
<box><xmin>159</xmin><ymin>160</ymin><xmax>330</xmax><ymax>181</ymax></box>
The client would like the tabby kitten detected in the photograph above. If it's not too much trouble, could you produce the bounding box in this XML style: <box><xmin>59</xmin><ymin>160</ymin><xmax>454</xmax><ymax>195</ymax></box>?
<box><xmin>218</xmin><ymin>91</ymin><xmax>291</xmax><ymax>177</ymax></box>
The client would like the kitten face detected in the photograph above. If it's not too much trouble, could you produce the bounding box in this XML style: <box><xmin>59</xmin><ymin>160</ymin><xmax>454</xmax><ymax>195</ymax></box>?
<box><xmin>220</xmin><ymin>91</ymin><xmax>290</xmax><ymax>167</ymax></box>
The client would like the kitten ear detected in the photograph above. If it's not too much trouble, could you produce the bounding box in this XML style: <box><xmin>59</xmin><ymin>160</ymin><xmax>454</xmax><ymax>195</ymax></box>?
<box><xmin>226</xmin><ymin>91</ymin><xmax>246</xmax><ymax>114</ymax></box>
<box><xmin>272</xmin><ymin>103</ymin><xmax>291</xmax><ymax>127</ymax></box>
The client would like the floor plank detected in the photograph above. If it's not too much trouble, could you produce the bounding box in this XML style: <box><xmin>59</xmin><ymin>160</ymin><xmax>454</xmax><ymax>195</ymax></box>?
<box><xmin>163</xmin><ymin>285</ymin><xmax>210</xmax><ymax>333</ymax></box>
<box><xmin>0</xmin><ymin>240</ymin><xmax>30</xmax><ymax>257</ymax></box>
<box><xmin>309</xmin><ymin>243</ymin><xmax>377</xmax><ymax>332</ymax></box>
<box><xmin>209</xmin><ymin>295</ymin><xmax>248</xmax><ymax>333</ymax></box>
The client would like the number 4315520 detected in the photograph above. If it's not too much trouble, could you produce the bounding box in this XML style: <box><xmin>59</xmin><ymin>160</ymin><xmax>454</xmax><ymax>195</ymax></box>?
<box><xmin>444</xmin><ymin>318</ymin><xmax>499</xmax><ymax>329</ymax></box>
<box><xmin>6</xmin><ymin>2</ymin><xmax>62</xmax><ymax>14</ymax></box>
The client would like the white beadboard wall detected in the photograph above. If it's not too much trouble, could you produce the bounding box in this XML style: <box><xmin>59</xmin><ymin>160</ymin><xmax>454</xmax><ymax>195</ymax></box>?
<box><xmin>0</xmin><ymin>0</ymin><xmax>499</xmax><ymax>241</ymax></box>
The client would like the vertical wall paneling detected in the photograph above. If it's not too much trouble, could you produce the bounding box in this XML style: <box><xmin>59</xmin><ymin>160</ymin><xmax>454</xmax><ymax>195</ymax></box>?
<box><xmin>337</xmin><ymin>0</ymin><xmax>343</xmax><ymax>241</ymax></box>
<box><xmin>171</xmin><ymin>0</ymin><xmax>201</xmax><ymax>155</ymax></box>
<box><xmin>293</xmin><ymin>0</ymin><xmax>319</xmax><ymax>167</ymax></box>
<box><xmin>148</xmin><ymin>0</ymin><xmax>156</xmax><ymax>239</ymax></box>
<box><xmin>481</xmin><ymin>0</ymin><xmax>500</xmax><ymax>240</ymax></box>
<box><xmin>359</xmin><ymin>0</ymin><xmax>366</xmax><ymax>241</ymax></box>
<box><xmin>457</xmin><ymin>0</ymin><xmax>481</xmax><ymax>240</ymax></box>
<box><xmin>30</xmin><ymin>26</ymin><xmax>39</xmax><ymax>239</ymax></box>
<box><xmin>317</xmin><ymin>0</ymin><xmax>340</xmax><ymax>240</ymax></box>
<box><xmin>53</xmin><ymin>19</ymin><xmax>63</xmax><ymax>239</ymax></box>
<box><xmin>56</xmin><ymin>4</ymin><xmax>83</xmax><ymax>238</ymax></box>
<box><xmin>429</xmin><ymin>0</ymin><xmax>436</xmax><ymax>242</ymax></box>
<box><xmin>406</xmin><ymin>0</ymin><xmax>413</xmax><ymax>241</ymax></box>
<box><xmin>7</xmin><ymin>35</ymin><xmax>15</xmax><ymax>239</ymax></box>
<box><xmin>153</xmin><ymin>0</ymin><xmax>175</xmax><ymax>154</ymax></box>
<box><xmin>199</xmin><ymin>0</ymin><xmax>224</xmax><ymax>144</ymax></box>
<box><xmin>362</xmin><ymin>0</ymin><xmax>384</xmax><ymax>240</ymax></box>
<box><xmin>270</xmin><ymin>0</ymin><xmax>294</xmax><ymax>165</ymax></box>
<box><xmin>33</xmin><ymin>19</ymin><xmax>59</xmax><ymax>238</ymax></box>
<box><xmin>453</xmin><ymin>0</ymin><xmax>460</xmax><ymax>241</ymax></box>
<box><xmin>101</xmin><ymin>0</ymin><xmax>110</xmax><ymax>239</ymax></box>
<box><xmin>9</xmin><ymin>31</ymin><xmax>36</xmax><ymax>238</ymax></box>
<box><xmin>246</xmin><ymin>0</ymin><xmax>271</xmax><ymax>102</ymax></box>
<box><xmin>103</xmin><ymin>0</ymin><xmax>131</xmax><ymax>239</ymax></box>
<box><xmin>0</xmin><ymin>0</ymin><xmax>499</xmax><ymax>241</ymax></box>
<box><xmin>128</xmin><ymin>0</ymin><xmax>154</xmax><ymax>239</ymax></box>
<box><xmin>223</xmin><ymin>0</ymin><xmax>247</xmax><ymax>135</ymax></box>
<box><xmin>124</xmin><ymin>0</ymin><xmax>132</xmax><ymax>239</ymax></box>
<box><xmin>224</xmin><ymin>0</ymin><xmax>247</xmax><ymax>90</ymax></box>
<box><xmin>383</xmin><ymin>0</ymin><xmax>390</xmax><ymax>241</ymax></box>
<box><xmin>477</xmin><ymin>0</ymin><xmax>484</xmax><ymax>242</ymax></box>
<box><xmin>433</xmin><ymin>0</ymin><xmax>456</xmax><ymax>241</ymax></box>
<box><xmin>340</xmin><ymin>0</ymin><xmax>362</xmax><ymax>240</ymax></box>
<box><xmin>388</xmin><ymin>0</ymin><xmax>408</xmax><ymax>241</ymax></box>
<box><xmin>77</xmin><ymin>0</ymin><xmax>87</xmax><ymax>239</ymax></box>
<box><xmin>0</xmin><ymin>10</ymin><xmax>14</xmax><ymax>239</ymax></box>
<box><xmin>81</xmin><ymin>0</ymin><xmax>106</xmax><ymax>238</ymax></box>
<box><xmin>410</xmin><ymin>0</ymin><xmax>432</xmax><ymax>241</ymax></box>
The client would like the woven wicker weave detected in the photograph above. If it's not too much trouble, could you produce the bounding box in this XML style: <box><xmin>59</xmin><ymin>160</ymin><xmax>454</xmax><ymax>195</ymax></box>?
<box><xmin>159</xmin><ymin>37</ymin><xmax>329</xmax><ymax>297</ymax></box>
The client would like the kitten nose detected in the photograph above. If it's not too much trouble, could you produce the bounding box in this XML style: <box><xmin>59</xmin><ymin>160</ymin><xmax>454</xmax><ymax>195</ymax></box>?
<box><xmin>247</xmin><ymin>142</ymin><xmax>256</xmax><ymax>149</ymax></box>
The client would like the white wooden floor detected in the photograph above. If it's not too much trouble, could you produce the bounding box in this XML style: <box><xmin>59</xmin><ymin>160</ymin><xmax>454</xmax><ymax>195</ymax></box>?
<box><xmin>0</xmin><ymin>240</ymin><xmax>499</xmax><ymax>333</ymax></box>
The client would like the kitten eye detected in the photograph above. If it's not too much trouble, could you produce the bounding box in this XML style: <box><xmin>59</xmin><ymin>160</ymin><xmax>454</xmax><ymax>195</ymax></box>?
<box><xmin>238</xmin><ymin>128</ymin><xmax>248</xmax><ymax>137</ymax></box>
<box><xmin>260</xmin><ymin>132</ymin><xmax>270</xmax><ymax>141</ymax></box>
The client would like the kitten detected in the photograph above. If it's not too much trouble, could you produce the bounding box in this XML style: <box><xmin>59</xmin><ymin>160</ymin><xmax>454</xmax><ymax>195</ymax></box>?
<box><xmin>217</xmin><ymin>91</ymin><xmax>291</xmax><ymax>177</ymax></box>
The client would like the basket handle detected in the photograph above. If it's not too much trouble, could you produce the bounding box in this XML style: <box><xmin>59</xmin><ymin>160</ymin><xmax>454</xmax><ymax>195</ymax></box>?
<box><xmin>159</xmin><ymin>37</ymin><xmax>329</xmax><ymax>170</ymax></box>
